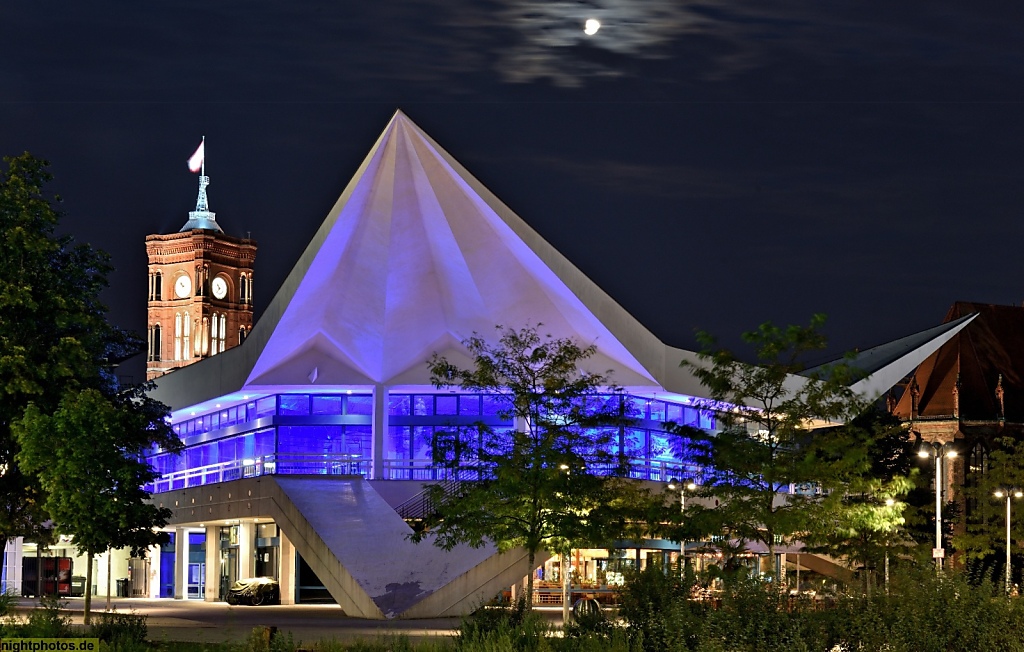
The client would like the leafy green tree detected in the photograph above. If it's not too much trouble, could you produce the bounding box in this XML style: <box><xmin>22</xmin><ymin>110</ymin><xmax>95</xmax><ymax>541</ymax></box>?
<box><xmin>673</xmin><ymin>315</ymin><xmax>883</xmax><ymax>583</ymax></box>
<box><xmin>956</xmin><ymin>436</ymin><xmax>1024</xmax><ymax>563</ymax></box>
<box><xmin>801</xmin><ymin>410</ymin><xmax>916</xmax><ymax>590</ymax></box>
<box><xmin>14</xmin><ymin>384</ymin><xmax>179</xmax><ymax>623</ymax></box>
<box><xmin>0</xmin><ymin>153</ymin><xmax>175</xmax><ymax>621</ymax></box>
<box><xmin>0</xmin><ymin>153</ymin><xmax>136</xmax><ymax>543</ymax></box>
<box><xmin>413</xmin><ymin>325</ymin><xmax>660</xmax><ymax>601</ymax></box>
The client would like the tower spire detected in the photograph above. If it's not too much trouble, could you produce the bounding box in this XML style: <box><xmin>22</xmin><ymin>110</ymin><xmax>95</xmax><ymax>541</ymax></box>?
<box><xmin>181</xmin><ymin>136</ymin><xmax>223</xmax><ymax>233</ymax></box>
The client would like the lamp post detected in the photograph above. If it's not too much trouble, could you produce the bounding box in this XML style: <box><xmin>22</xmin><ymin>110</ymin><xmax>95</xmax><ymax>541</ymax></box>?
<box><xmin>994</xmin><ymin>489</ymin><xmax>1022</xmax><ymax>595</ymax></box>
<box><xmin>917</xmin><ymin>441</ymin><xmax>957</xmax><ymax>574</ymax></box>
<box><xmin>668</xmin><ymin>478</ymin><xmax>697</xmax><ymax>572</ymax></box>
<box><xmin>884</xmin><ymin>497</ymin><xmax>895</xmax><ymax>595</ymax></box>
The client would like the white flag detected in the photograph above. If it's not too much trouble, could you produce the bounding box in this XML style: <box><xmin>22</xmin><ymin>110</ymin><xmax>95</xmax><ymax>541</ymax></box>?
<box><xmin>187</xmin><ymin>140</ymin><xmax>205</xmax><ymax>173</ymax></box>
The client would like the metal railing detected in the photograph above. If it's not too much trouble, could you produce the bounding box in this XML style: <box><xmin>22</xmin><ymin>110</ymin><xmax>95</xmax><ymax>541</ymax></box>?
<box><xmin>393</xmin><ymin>462</ymin><xmax>488</xmax><ymax>521</ymax></box>
<box><xmin>146</xmin><ymin>453</ymin><xmax>370</xmax><ymax>494</ymax></box>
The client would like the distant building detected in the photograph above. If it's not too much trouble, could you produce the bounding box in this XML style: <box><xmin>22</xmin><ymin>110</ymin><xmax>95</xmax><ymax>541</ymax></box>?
<box><xmin>145</xmin><ymin>163</ymin><xmax>256</xmax><ymax>380</ymax></box>
<box><xmin>892</xmin><ymin>302</ymin><xmax>1024</xmax><ymax>533</ymax></box>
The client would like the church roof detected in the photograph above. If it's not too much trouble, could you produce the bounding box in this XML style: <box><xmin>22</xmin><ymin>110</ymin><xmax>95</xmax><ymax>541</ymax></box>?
<box><xmin>894</xmin><ymin>302</ymin><xmax>1024</xmax><ymax>422</ymax></box>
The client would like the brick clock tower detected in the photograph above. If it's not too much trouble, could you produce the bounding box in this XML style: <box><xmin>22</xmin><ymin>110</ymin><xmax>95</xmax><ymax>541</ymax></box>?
<box><xmin>146</xmin><ymin>153</ymin><xmax>256</xmax><ymax>380</ymax></box>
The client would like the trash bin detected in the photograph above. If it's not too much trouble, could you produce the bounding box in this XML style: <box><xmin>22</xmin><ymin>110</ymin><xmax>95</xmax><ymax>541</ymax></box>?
<box><xmin>572</xmin><ymin>597</ymin><xmax>604</xmax><ymax>623</ymax></box>
<box><xmin>70</xmin><ymin>576</ymin><xmax>86</xmax><ymax>597</ymax></box>
<box><xmin>116</xmin><ymin>578</ymin><xmax>129</xmax><ymax>597</ymax></box>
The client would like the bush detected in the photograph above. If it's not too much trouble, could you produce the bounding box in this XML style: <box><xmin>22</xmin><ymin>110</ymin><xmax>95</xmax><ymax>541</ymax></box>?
<box><xmin>245</xmin><ymin>626</ymin><xmax>297</xmax><ymax>652</ymax></box>
<box><xmin>24</xmin><ymin>594</ymin><xmax>73</xmax><ymax>638</ymax></box>
<box><xmin>618</xmin><ymin>565</ymin><xmax>706</xmax><ymax>652</ymax></box>
<box><xmin>88</xmin><ymin>611</ymin><xmax>148</xmax><ymax>646</ymax></box>
<box><xmin>456</xmin><ymin>598</ymin><xmax>550</xmax><ymax>652</ymax></box>
<box><xmin>616</xmin><ymin>565</ymin><xmax>1024</xmax><ymax>652</ymax></box>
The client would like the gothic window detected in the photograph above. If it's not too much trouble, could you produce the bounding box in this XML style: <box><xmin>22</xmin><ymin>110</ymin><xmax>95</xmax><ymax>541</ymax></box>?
<box><xmin>148</xmin><ymin>272</ymin><xmax>163</xmax><ymax>301</ymax></box>
<box><xmin>149</xmin><ymin>324</ymin><xmax>161</xmax><ymax>362</ymax></box>
<box><xmin>174</xmin><ymin>313</ymin><xmax>182</xmax><ymax>361</ymax></box>
<box><xmin>201</xmin><ymin>316</ymin><xmax>209</xmax><ymax>356</ymax></box>
<box><xmin>182</xmin><ymin>312</ymin><xmax>191</xmax><ymax>360</ymax></box>
<box><xmin>239</xmin><ymin>273</ymin><xmax>247</xmax><ymax>304</ymax></box>
<box><xmin>209</xmin><ymin>314</ymin><xmax>217</xmax><ymax>356</ymax></box>
<box><xmin>219</xmin><ymin>314</ymin><xmax>227</xmax><ymax>353</ymax></box>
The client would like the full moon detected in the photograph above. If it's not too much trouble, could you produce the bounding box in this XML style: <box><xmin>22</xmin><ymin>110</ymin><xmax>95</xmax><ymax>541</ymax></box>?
<box><xmin>584</xmin><ymin>19</ymin><xmax>601</xmax><ymax>36</ymax></box>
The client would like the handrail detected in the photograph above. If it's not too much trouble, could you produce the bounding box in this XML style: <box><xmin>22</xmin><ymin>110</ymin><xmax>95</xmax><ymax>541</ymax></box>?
<box><xmin>394</xmin><ymin>462</ymin><xmax>488</xmax><ymax>521</ymax></box>
<box><xmin>145</xmin><ymin>453</ymin><xmax>370</xmax><ymax>494</ymax></box>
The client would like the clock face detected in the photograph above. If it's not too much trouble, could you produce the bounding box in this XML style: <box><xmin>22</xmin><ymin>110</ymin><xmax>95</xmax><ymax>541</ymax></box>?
<box><xmin>211</xmin><ymin>276</ymin><xmax>228</xmax><ymax>300</ymax></box>
<box><xmin>174</xmin><ymin>274</ymin><xmax>192</xmax><ymax>299</ymax></box>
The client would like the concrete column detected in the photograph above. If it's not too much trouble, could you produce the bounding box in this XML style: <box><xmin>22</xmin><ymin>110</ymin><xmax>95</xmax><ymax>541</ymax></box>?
<box><xmin>2</xmin><ymin>538</ymin><xmax>24</xmax><ymax>596</ymax></box>
<box><xmin>173</xmin><ymin>527</ymin><xmax>187</xmax><ymax>599</ymax></box>
<box><xmin>278</xmin><ymin>527</ymin><xmax>297</xmax><ymax>605</ymax></box>
<box><xmin>371</xmin><ymin>384</ymin><xmax>388</xmax><ymax>479</ymax></box>
<box><xmin>146</xmin><ymin>545</ymin><xmax>160</xmax><ymax>599</ymax></box>
<box><xmin>205</xmin><ymin>526</ymin><xmax>219</xmax><ymax>602</ymax></box>
<box><xmin>239</xmin><ymin>521</ymin><xmax>256</xmax><ymax>581</ymax></box>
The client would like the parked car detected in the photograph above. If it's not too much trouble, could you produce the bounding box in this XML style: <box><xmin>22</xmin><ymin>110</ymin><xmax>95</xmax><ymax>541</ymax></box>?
<box><xmin>226</xmin><ymin>577</ymin><xmax>280</xmax><ymax>605</ymax></box>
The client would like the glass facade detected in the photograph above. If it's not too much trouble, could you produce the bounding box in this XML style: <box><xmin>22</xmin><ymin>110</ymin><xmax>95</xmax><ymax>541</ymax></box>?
<box><xmin>145</xmin><ymin>391</ymin><xmax>716</xmax><ymax>493</ymax></box>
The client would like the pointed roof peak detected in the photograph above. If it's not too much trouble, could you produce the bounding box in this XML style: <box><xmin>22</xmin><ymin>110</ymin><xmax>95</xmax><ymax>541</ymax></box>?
<box><xmin>180</xmin><ymin>137</ymin><xmax>223</xmax><ymax>233</ymax></box>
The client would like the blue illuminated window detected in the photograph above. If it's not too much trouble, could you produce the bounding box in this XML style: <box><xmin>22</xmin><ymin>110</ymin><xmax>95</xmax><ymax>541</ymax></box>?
<box><xmin>482</xmin><ymin>395</ymin><xmax>505</xmax><ymax>416</ymax></box>
<box><xmin>435</xmin><ymin>396</ymin><xmax>457</xmax><ymax>416</ymax></box>
<box><xmin>256</xmin><ymin>397</ymin><xmax>277</xmax><ymax>419</ymax></box>
<box><xmin>413</xmin><ymin>395</ymin><xmax>432</xmax><ymax>416</ymax></box>
<box><xmin>459</xmin><ymin>395</ymin><xmax>480</xmax><ymax>416</ymax></box>
<box><xmin>279</xmin><ymin>395</ymin><xmax>310</xmax><ymax>416</ymax></box>
<box><xmin>312</xmin><ymin>395</ymin><xmax>343</xmax><ymax>415</ymax></box>
<box><xmin>389</xmin><ymin>395</ymin><xmax>411</xmax><ymax>416</ymax></box>
<box><xmin>648</xmin><ymin>401</ymin><xmax>666</xmax><ymax>422</ymax></box>
<box><xmin>346</xmin><ymin>395</ymin><xmax>372</xmax><ymax>415</ymax></box>
<box><xmin>665</xmin><ymin>403</ymin><xmax>682</xmax><ymax>423</ymax></box>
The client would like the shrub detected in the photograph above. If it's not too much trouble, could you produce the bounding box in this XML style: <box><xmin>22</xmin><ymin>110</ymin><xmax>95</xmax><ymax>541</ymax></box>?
<box><xmin>618</xmin><ymin>564</ymin><xmax>705</xmax><ymax>652</ymax></box>
<box><xmin>456</xmin><ymin>598</ymin><xmax>550</xmax><ymax>652</ymax></box>
<box><xmin>24</xmin><ymin>594</ymin><xmax>73</xmax><ymax>638</ymax></box>
<box><xmin>245</xmin><ymin>626</ymin><xmax>297</xmax><ymax>652</ymax></box>
<box><xmin>88</xmin><ymin>611</ymin><xmax>148</xmax><ymax>646</ymax></box>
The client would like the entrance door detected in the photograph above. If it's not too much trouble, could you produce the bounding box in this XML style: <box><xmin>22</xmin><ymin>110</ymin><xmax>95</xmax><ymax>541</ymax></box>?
<box><xmin>187</xmin><ymin>562</ymin><xmax>205</xmax><ymax>599</ymax></box>
<box><xmin>186</xmin><ymin>532</ymin><xmax>206</xmax><ymax>599</ymax></box>
<box><xmin>219</xmin><ymin>548</ymin><xmax>238</xmax><ymax>600</ymax></box>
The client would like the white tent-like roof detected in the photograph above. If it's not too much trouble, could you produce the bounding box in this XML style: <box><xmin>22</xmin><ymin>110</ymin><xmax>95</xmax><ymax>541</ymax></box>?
<box><xmin>150</xmin><ymin>111</ymin><xmax>970</xmax><ymax>413</ymax></box>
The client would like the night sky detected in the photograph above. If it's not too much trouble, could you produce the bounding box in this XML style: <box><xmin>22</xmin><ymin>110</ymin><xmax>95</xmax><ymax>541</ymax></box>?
<box><xmin>4</xmin><ymin>1</ymin><xmax>1024</xmax><ymax>379</ymax></box>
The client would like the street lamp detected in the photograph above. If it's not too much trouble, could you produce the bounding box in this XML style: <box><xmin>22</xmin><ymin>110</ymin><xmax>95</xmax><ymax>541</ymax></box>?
<box><xmin>918</xmin><ymin>441</ymin><xmax>957</xmax><ymax>574</ymax></box>
<box><xmin>884</xmin><ymin>497</ymin><xmax>895</xmax><ymax>595</ymax></box>
<box><xmin>668</xmin><ymin>478</ymin><xmax>697</xmax><ymax>570</ymax></box>
<box><xmin>994</xmin><ymin>489</ymin><xmax>1022</xmax><ymax>595</ymax></box>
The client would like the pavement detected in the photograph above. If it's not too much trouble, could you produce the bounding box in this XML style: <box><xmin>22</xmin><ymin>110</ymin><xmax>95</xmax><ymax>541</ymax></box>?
<box><xmin>7</xmin><ymin>598</ymin><xmax>568</xmax><ymax>645</ymax></box>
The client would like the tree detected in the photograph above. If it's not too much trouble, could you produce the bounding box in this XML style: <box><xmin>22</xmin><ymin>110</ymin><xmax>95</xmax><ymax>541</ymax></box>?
<box><xmin>0</xmin><ymin>153</ymin><xmax>136</xmax><ymax>543</ymax></box>
<box><xmin>412</xmin><ymin>325</ymin><xmax>659</xmax><ymax>602</ymax></box>
<box><xmin>800</xmin><ymin>409</ymin><xmax>916</xmax><ymax>592</ymax></box>
<box><xmin>0</xmin><ymin>153</ymin><xmax>174</xmax><ymax>620</ymax></box>
<box><xmin>672</xmin><ymin>315</ymin><xmax>882</xmax><ymax>584</ymax></box>
<box><xmin>955</xmin><ymin>436</ymin><xmax>1024</xmax><ymax>570</ymax></box>
<box><xmin>14</xmin><ymin>384</ymin><xmax>179</xmax><ymax>623</ymax></box>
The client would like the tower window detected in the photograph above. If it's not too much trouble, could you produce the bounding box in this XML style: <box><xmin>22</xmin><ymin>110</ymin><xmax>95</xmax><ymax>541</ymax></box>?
<box><xmin>148</xmin><ymin>324</ymin><xmax>162</xmax><ymax>362</ymax></box>
<box><xmin>183</xmin><ymin>312</ymin><xmax>191</xmax><ymax>360</ymax></box>
<box><xmin>209</xmin><ymin>313</ymin><xmax>226</xmax><ymax>356</ymax></box>
<box><xmin>219</xmin><ymin>314</ymin><xmax>227</xmax><ymax>353</ymax></box>
<box><xmin>239</xmin><ymin>326</ymin><xmax>247</xmax><ymax>345</ymax></box>
<box><xmin>148</xmin><ymin>272</ymin><xmax>163</xmax><ymax>301</ymax></box>
<box><xmin>174</xmin><ymin>313</ymin><xmax>182</xmax><ymax>361</ymax></box>
<box><xmin>201</xmin><ymin>316</ymin><xmax>210</xmax><ymax>356</ymax></box>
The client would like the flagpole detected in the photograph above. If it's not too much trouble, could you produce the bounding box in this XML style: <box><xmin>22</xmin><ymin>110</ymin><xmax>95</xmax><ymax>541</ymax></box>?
<box><xmin>201</xmin><ymin>135</ymin><xmax>205</xmax><ymax>177</ymax></box>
